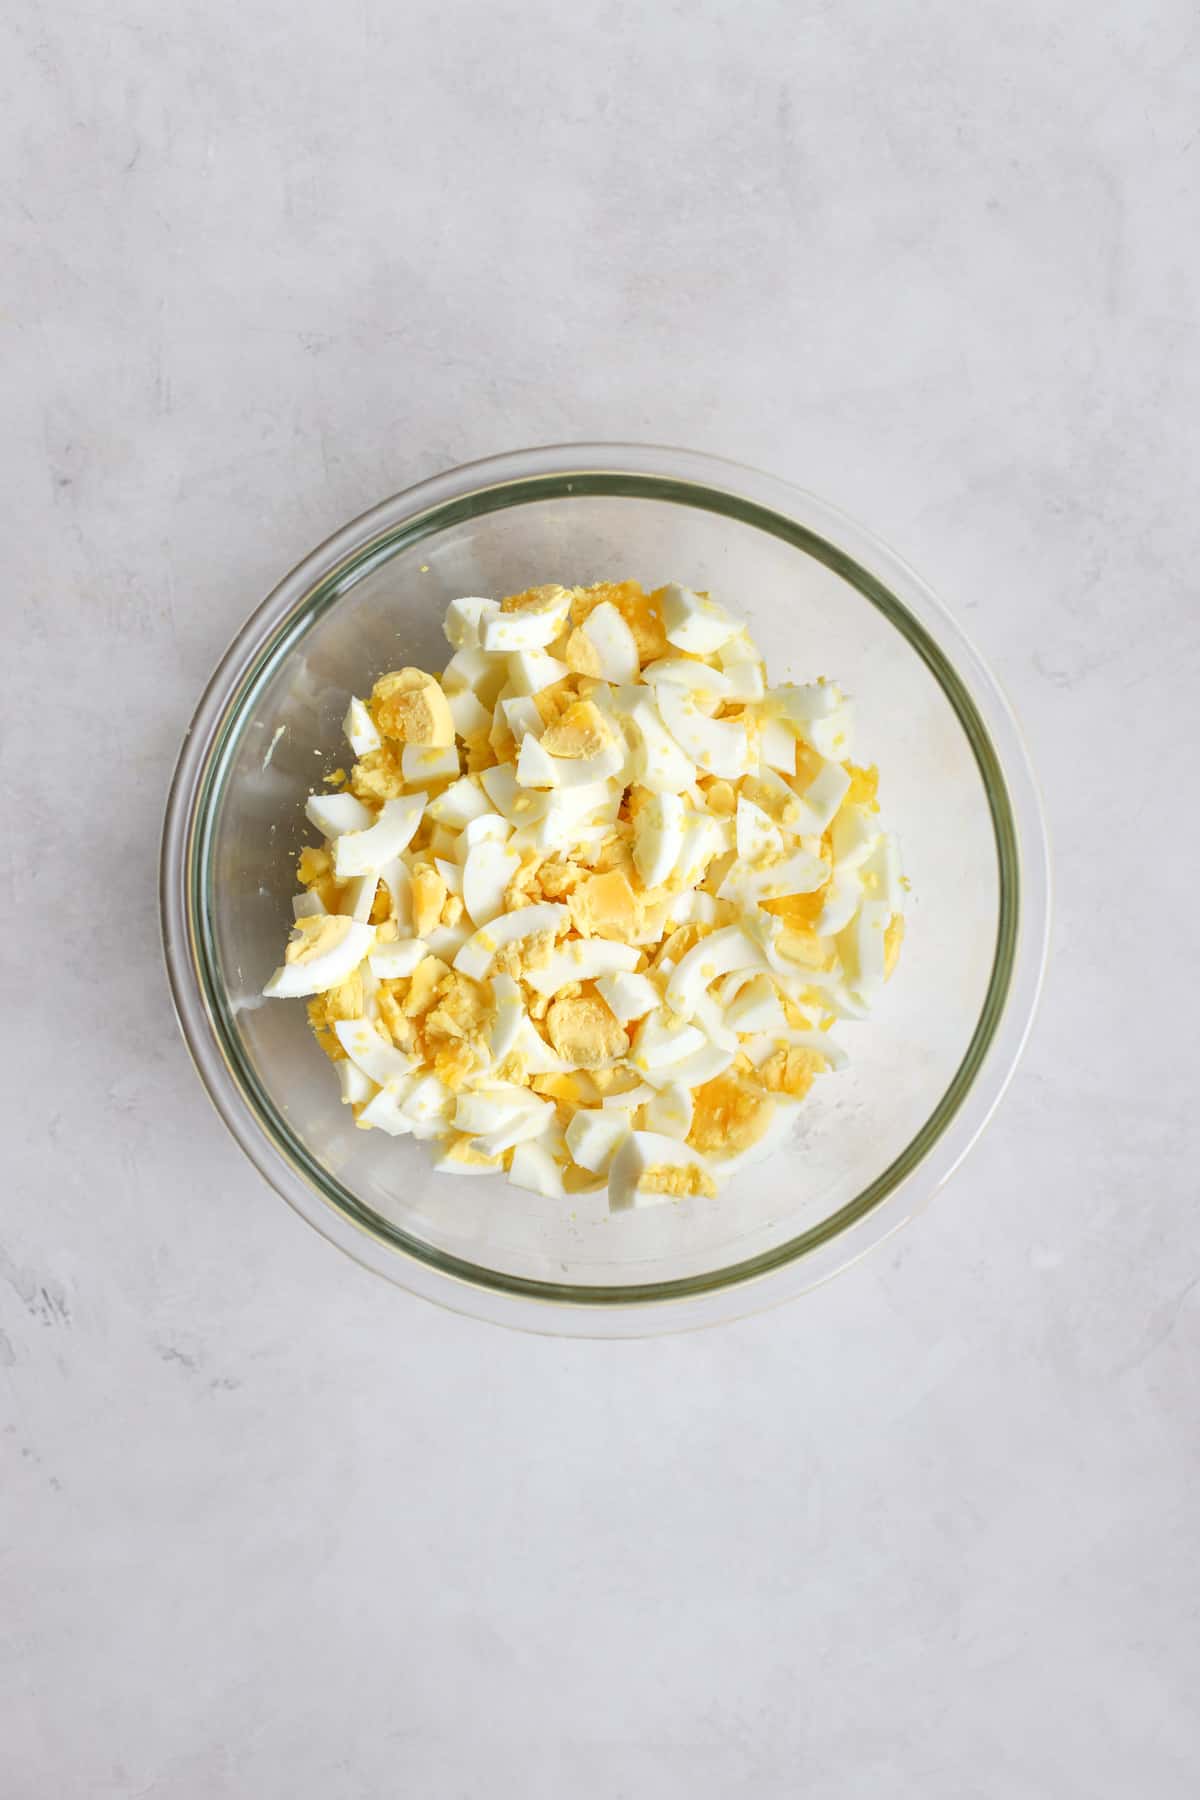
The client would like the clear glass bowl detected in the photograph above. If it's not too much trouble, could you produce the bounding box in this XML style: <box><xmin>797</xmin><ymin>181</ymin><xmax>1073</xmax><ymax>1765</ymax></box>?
<box><xmin>160</xmin><ymin>444</ymin><xmax>1048</xmax><ymax>1336</ymax></box>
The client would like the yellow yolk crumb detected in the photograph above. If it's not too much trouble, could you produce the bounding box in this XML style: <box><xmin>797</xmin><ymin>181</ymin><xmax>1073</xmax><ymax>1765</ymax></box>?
<box><xmin>501</xmin><ymin>583</ymin><xmax>572</xmax><ymax>615</ymax></box>
<box><xmin>349</xmin><ymin>745</ymin><xmax>406</xmax><ymax>803</ymax></box>
<box><xmin>687</xmin><ymin>1073</ymin><xmax>776</xmax><ymax>1155</ymax></box>
<box><xmin>540</xmin><ymin>698</ymin><xmax>612</xmax><ymax>758</ymax></box>
<box><xmin>757</xmin><ymin>1045</ymin><xmax>826</xmax><ymax>1099</ymax></box>
<box><xmin>545</xmin><ymin>994</ymin><xmax>629</xmax><ymax>1067</ymax></box>
<box><xmin>372</xmin><ymin>668</ymin><xmax>455</xmax><ymax>747</ymax></box>
<box><xmin>442</xmin><ymin>1133</ymin><xmax>505</xmax><ymax>1170</ymax></box>
<box><xmin>884</xmin><ymin>914</ymin><xmax>905</xmax><ymax>978</ymax></box>
<box><xmin>639</xmin><ymin>1162</ymin><xmax>717</xmax><ymax>1200</ymax></box>
<box><xmin>569</xmin><ymin>869</ymin><xmax>639</xmax><ymax>939</ymax></box>
<box><xmin>571</xmin><ymin>580</ymin><xmax>669</xmax><ymax>663</ymax></box>
<box><xmin>845</xmin><ymin>763</ymin><xmax>879</xmax><ymax>809</ymax></box>
<box><xmin>411</xmin><ymin>863</ymin><xmax>447</xmax><ymax>938</ymax></box>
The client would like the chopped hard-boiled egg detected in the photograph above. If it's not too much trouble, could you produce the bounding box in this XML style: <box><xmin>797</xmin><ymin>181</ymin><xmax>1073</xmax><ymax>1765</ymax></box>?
<box><xmin>264</xmin><ymin>577</ymin><xmax>905</xmax><ymax>1208</ymax></box>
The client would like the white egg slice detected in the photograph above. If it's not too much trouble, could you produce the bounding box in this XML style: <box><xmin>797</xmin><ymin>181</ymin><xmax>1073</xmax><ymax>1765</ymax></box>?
<box><xmin>565</xmin><ymin>1109</ymin><xmax>631</xmax><ymax>1173</ymax></box>
<box><xmin>508</xmin><ymin>1139</ymin><xmax>566</xmax><ymax>1199</ymax></box>
<box><xmin>640</xmin><ymin>658</ymin><xmax>735</xmax><ymax>704</ymax></box>
<box><xmin>735</xmin><ymin>795</ymin><xmax>784</xmax><ymax>864</ymax></box>
<box><xmin>500</xmin><ymin>695</ymin><xmax>544</xmax><ymax>743</ymax></box>
<box><xmin>485</xmin><ymin>973</ymin><xmax>523</xmax><ymax>1064</ymax></box>
<box><xmin>506</xmin><ymin>649</ymin><xmax>569</xmax><ymax>695</ymax></box>
<box><xmin>643</xmin><ymin>1040</ymin><xmax>735</xmax><ymax>1090</ymax></box>
<box><xmin>341</xmin><ymin>873</ymin><xmax>379</xmax><ymax>923</ymax></box>
<box><xmin>740</xmin><ymin>1029</ymin><xmax>847</xmax><ymax>1072</ymax></box>
<box><xmin>444</xmin><ymin>595</ymin><xmax>499</xmax><ymax>650</ymax></box>
<box><xmin>665</xmin><ymin>924</ymin><xmax>763</xmax><ymax>1019</ymax></box>
<box><xmin>600</xmin><ymin>1083</ymin><xmax>657</xmax><ymax>1111</ymax></box>
<box><xmin>263</xmin><ymin>917</ymin><xmax>375</xmax><ymax>998</ymax></box>
<box><xmin>481</xmin><ymin>592</ymin><xmax>571</xmax><ymax>652</ymax></box>
<box><xmin>304</xmin><ymin>791</ymin><xmax>376</xmax><ymax>839</ymax></box>
<box><xmin>690</xmin><ymin>990</ymin><xmax>738</xmax><ymax>1051</ymax></box>
<box><xmin>671</xmin><ymin>813</ymin><xmax>726</xmax><ymax>889</ymax></box>
<box><xmin>641</xmin><ymin>1083</ymin><xmax>694</xmax><ymax>1140</ymax></box>
<box><xmin>814</xmin><ymin>867</ymin><xmax>863</xmax><ymax>935</ymax></box>
<box><xmin>334</xmin><ymin>1017</ymin><xmax>415</xmax><ymax>1085</ymax></box>
<box><xmin>768</xmin><ymin>681</ymin><xmax>840</xmax><ymax>724</ymax></box>
<box><xmin>343</xmin><ymin>697</ymin><xmax>381</xmax><ymax>758</ymax></box>
<box><xmin>292</xmin><ymin>890</ymin><xmax>325</xmax><ymax>920</ymax></box>
<box><xmin>446</xmin><ymin>687</ymin><xmax>491</xmax><ymax>739</ymax></box>
<box><xmin>717</xmin><ymin>846</ymin><xmax>829</xmax><ymax>908</ymax></box>
<box><xmin>464</xmin><ymin>1091</ymin><xmax>556</xmax><ymax>1158</ymax></box>
<box><xmin>462</xmin><ymin>838</ymin><xmax>521</xmax><ymax>927</ymax></box>
<box><xmin>608</xmin><ymin>1131</ymin><xmax>716</xmax><ymax>1212</ymax></box>
<box><xmin>509</xmin><ymin>1015</ymin><xmax>569</xmax><ymax>1075</ymax></box>
<box><xmin>433</xmin><ymin>856</ymin><xmax>463</xmax><ymax>897</ymax></box>
<box><xmin>804</xmin><ymin>702</ymin><xmax>854</xmax><ymax>761</ymax></box>
<box><xmin>522</xmin><ymin>939</ymin><xmax>641</xmax><ymax>997</ymax></box>
<box><xmin>624</xmin><ymin>695</ymin><xmax>697</xmax><ymax>792</ymax></box>
<box><xmin>578</xmin><ymin>600</ymin><xmax>639</xmax><ymax>683</ymax></box>
<box><xmin>463</xmin><ymin>811</ymin><xmax>512</xmax><ymax>848</ymax></box>
<box><xmin>357</xmin><ymin>1082</ymin><xmax>417</xmax><ymax>1136</ymax></box>
<box><xmin>333</xmin><ymin>793</ymin><xmax>426</xmax><ymax>879</ymax></box>
<box><xmin>838</xmin><ymin>899</ymin><xmax>889</xmax><ymax>996</ymax></box>
<box><xmin>661</xmin><ymin>583</ymin><xmax>740</xmax><ymax>654</ymax></box>
<box><xmin>593</xmin><ymin>970</ymin><xmax>660</xmax><ymax>1023</ymax></box>
<box><xmin>515</xmin><ymin>732</ymin><xmax>625</xmax><ymax>790</ymax></box>
<box><xmin>479</xmin><ymin>762</ymin><xmax>551</xmax><ymax>825</ymax></box>
<box><xmin>724</xmin><ymin>972</ymin><xmax>789</xmax><ymax>1034</ymax></box>
<box><xmin>336</xmin><ymin>1060</ymin><xmax>377</xmax><ymax>1106</ymax></box>
<box><xmin>830</xmin><ymin>805</ymin><xmax>879</xmax><ymax>869</ymax></box>
<box><xmin>399</xmin><ymin>1074</ymin><xmax>455</xmax><ymax>1139</ymax></box>
<box><xmin>705</xmin><ymin>1098</ymin><xmax>801</xmax><ymax>1177</ymax></box>
<box><xmin>789</xmin><ymin>759</ymin><xmax>852</xmax><ymax>836</ymax></box>
<box><xmin>442</xmin><ymin>646</ymin><xmax>507</xmax><ymax>705</ymax></box>
<box><xmin>453</xmin><ymin>901</ymin><xmax>569</xmax><ymax>981</ymax></box>
<box><xmin>630</xmin><ymin>1011</ymin><xmax>708</xmax><ymax>1073</ymax></box>
<box><xmin>368</xmin><ymin>937</ymin><xmax>429</xmax><ymax>978</ymax></box>
<box><xmin>427</xmin><ymin>776</ymin><xmax>489</xmax><ymax>828</ymax></box>
<box><xmin>654</xmin><ymin>683</ymin><xmax>749</xmax><ymax>779</ymax></box>
<box><xmin>718</xmin><ymin>657</ymin><xmax>765</xmax><ymax>702</ymax></box>
<box><xmin>632</xmin><ymin>790</ymin><xmax>685</xmax><ymax>889</ymax></box>
<box><xmin>401</xmin><ymin>744</ymin><xmax>459</xmax><ymax>785</ymax></box>
<box><xmin>758</xmin><ymin>715</ymin><xmax>797</xmax><ymax>774</ymax></box>
<box><xmin>453</xmin><ymin>1084</ymin><xmax>540</xmax><ymax>1132</ymax></box>
<box><xmin>861</xmin><ymin>833</ymin><xmax>904</xmax><ymax>912</ymax></box>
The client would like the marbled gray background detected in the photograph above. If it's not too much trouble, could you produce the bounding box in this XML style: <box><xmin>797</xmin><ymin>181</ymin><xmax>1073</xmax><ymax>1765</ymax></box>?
<box><xmin>4</xmin><ymin>2</ymin><xmax>1198</xmax><ymax>1794</ymax></box>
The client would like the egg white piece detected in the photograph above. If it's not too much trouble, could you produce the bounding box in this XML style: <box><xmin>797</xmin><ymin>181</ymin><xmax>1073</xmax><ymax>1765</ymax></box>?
<box><xmin>481</xmin><ymin>592</ymin><xmax>571</xmax><ymax>653</ymax></box>
<box><xmin>343</xmin><ymin>697</ymin><xmax>381</xmax><ymax>758</ymax></box>
<box><xmin>594</xmin><ymin>970</ymin><xmax>661</xmax><ymax>1023</ymax></box>
<box><xmin>758</xmin><ymin>714</ymin><xmax>796</xmax><ymax>775</ymax></box>
<box><xmin>453</xmin><ymin>901</ymin><xmax>569</xmax><ymax>981</ymax></box>
<box><xmin>401</xmin><ymin>744</ymin><xmax>459</xmax><ymax>785</ymax></box>
<box><xmin>443</xmin><ymin>646</ymin><xmax>507</xmax><ymax>705</ymax></box>
<box><xmin>838</xmin><ymin>898</ymin><xmax>890</xmax><ymax>996</ymax></box>
<box><xmin>445</xmin><ymin>686</ymin><xmax>491</xmax><ymax>739</ymax></box>
<box><xmin>508</xmin><ymin>1138</ymin><xmax>566</xmax><ymax>1199</ymax></box>
<box><xmin>334</xmin><ymin>793</ymin><xmax>427</xmax><ymax>879</ymax></box>
<box><xmin>862</xmin><ymin>833</ymin><xmax>904</xmax><ymax>912</ymax></box>
<box><xmin>600</xmin><ymin>1083</ymin><xmax>657</xmax><ymax>1112</ymax></box>
<box><xmin>488</xmin><ymin>973</ymin><xmax>525</xmax><ymax>1063</ymax></box>
<box><xmin>724</xmin><ymin>972</ymin><xmax>789</xmax><ymax>1034</ymax></box>
<box><xmin>633</xmin><ymin>790</ymin><xmax>685</xmax><ymax>889</ymax></box>
<box><xmin>262</xmin><ymin>918</ymin><xmax>377</xmax><ymax>998</ymax></box>
<box><xmin>462</xmin><ymin>838</ymin><xmax>521</xmax><ymax>927</ymax></box>
<box><xmin>665</xmin><ymin>925</ymin><xmax>763</xmax><ymax>1020</ymax></box>
<box><xmin>357</xmin><ymin>1081</ymin><xmax>418</xmax><ymax>1136</ymax></box>
<box><xmin>398</xmin><ymin>1073</ymin><xmax>455</xmax><ymax>1138</ymax></box>
<box><xmin>608</xmin><ymin>1131</ymin><xmax>716</xmax><ymax>1212</ymax></box>
<box><xmin>661</xmin><ymin>584</ymin><xmax>740</xmax><ymax>654</ymax></box>
<box><xmin>642</xmin><ymin>1040</ymin><xmax>735</xmax><ymax>1090</ymax></box>
<box><xmin>630</xmin><ymin>1012</ymin><xmax>708</xmax><ymax>1073</ymax></box>
<box><xmin>515</xmin><ymin>732</ymin><xmax>625</xmax><ymax>791</ymax></box>
<box><xmin>655</xmin><ymin>683</ymin><xmax>749</xmax><ymax>779</ymax></box>
<box><xmin>304</xmin><ymin>791</ymin><xmax>375</xmax><ymax>839</ymax></box>
<box><xmin>292</xmin><ymin>889</ymin><xmax>325</xmax><ymax>920</ymax></box>
<box><xmin>719</xmin><ymin>657</ymin><xmax>765</xmax><ymax>703</ymax></box>
<box><xmin>815</xmin><ymin>867</ymin><xmax>863</xmax><ymax>936</ymax></box>
<box><xmin>427</xmin><ymin>775</ymin><xmax>489</xmax><ymax>828</ymax></box>
<box><xmin>463</xmin><ymin>810</ymin><xmax>513</xmax><ymax>847</ymax></box>
<box><xmin>523</xmin><ymin>939</ymin><xmax>641</xmax><ymax>997</ymax></box>
<box><xmin>717</xmin><ymin>846</ymin><xmax>828</xmax><ymax>908</ymax></box>
<box><xmin>368</xmin><ymin>937</ymin><xmax>429</xmax><ymax>979</ymax></box>
<box><xmin>641</xmin><ymin>1083</ymin><xmax>694</xmax><ymax>1139</ymax></box>
<box><xmin>444</xmin><ymin>596</ymin><xmax>499</xmax><ymax>650</ymax></box>
<box><xmin>334</xmin><ymin>1017</ymin><xmax>415</xmax><ymax>1085</ymax></box>
<box><xmin>564</xmin><ymin>1109</ymin><xmax>631</xmax><ymax>1173</ymax></box>
<box><xmin>336</xmin><ymin>1060</ymin><xmax>377</xmax><ymax>1106</ymax></box>
<box><xmin>500</xmin><ymin>695</ymin><xmax>544</xmax><ymax>743</ymax></box>
<box><xmin>506</xmin><ymin>649</ymin><xmax>569</xmax><ymax>695</ymax></box>
<box><xmin>510</xmin><ymin>1015</ymin><xmax>570</xmax><ymax>1075</ymax></box>
<box><xmin>578</xmin><ymin>601</ymin><xmax>639</xmax><ymax>683</ymax></box>
<box><xmin>640</xmin><ymin>658</ymin><xmax>735</xmax><ymax>703</ymax></box>
<box><xmin>735</xmin><ymin>795</ymin><xmax>784</xmax><ymax>864</ymax></box>
<box><xmin>626</xmin><ymin>695</ymin><xmax>697</xmax><ymax>792</ymax></box>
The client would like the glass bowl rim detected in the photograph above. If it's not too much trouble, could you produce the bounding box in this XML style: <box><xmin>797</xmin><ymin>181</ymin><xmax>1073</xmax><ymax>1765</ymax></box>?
<box><xmin>160</xmin><ymin>442</ymin><xmax>1050</xmax><ymax>1337</ymax></box>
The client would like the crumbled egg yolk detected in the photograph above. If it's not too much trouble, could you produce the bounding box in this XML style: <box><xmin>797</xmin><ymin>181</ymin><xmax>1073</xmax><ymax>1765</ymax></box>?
<box><xmin>264</xmin><ymin>578</ymin><xmax>906</xmax><ymax>1211</ymax></box>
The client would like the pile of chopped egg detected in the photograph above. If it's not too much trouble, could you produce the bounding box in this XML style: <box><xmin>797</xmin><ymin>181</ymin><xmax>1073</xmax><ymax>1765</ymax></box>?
<box><xmin>263</xmin><ymin>580</ymin><xmax>905</xmax><ymax>1210</ymax></box>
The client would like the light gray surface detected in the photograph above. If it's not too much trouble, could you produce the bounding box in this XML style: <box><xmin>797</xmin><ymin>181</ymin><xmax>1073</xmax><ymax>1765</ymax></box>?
<box><xmin>4</xmin><ymin>1</ymin><xmax>1198</xmax><ymax>1793</ymax></box>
